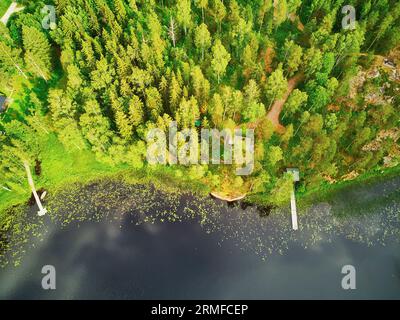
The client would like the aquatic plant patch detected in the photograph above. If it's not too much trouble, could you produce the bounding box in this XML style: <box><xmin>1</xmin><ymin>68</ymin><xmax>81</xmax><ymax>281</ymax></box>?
<box><xmin>1</xmin><ymin>179</ymin><xmax>399</xmax><ymax>267</ymax></box>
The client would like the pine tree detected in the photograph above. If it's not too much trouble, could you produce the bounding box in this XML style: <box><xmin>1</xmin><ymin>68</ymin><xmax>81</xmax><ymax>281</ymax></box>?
<box><xmin>145</xmin><ymin>87</ymin><xmax>163</xmax><ymax>121</ymax></box>
<box><xmin>115</xmin><ymin>110</ymin><xmax>133</xmax><ymax>140</ymax></box>
<box><xmin>304</xmin><ymin>47</ymin><xmax>323</xmax><ymax>78</ymax></box>
<box><xmin>282</xmin><ymin>89</ymin><xmax>308</xmax><ymax>119</ymax></box>
<box><xmin>194</xmin><ymin>23</ymin><xmax>211</xmax><ymax>60</ymax></box>
<box><xmin>270</xmin><ymin>173</ymin><xmax>293</xmax><ymax>206</ymax></box>
<box><xmin>258</xmin><ymin>0</ymin><xmax>273</xmax><ymax>31</ymax></box>
<box><xmin>210</xmin><ymin>93</ymin><xmax>224</xmax><ymax>126</ymax></box>
<box><xmin>283</xmin><ymin>40</ymin><xmax>303</xmax><ymax>76</ymax></box>
<box><xmin>22</xmin><ymin>26</ymin><xmax>52</xmax><ymax>81</ymax></box>
<box><xmin>211</xmin><ymin>39</ymin><xmax>231</xmax><ymax>83</ymax></box>
<box><xmin>265</xmin><ymin>64</ymin><xmax>288</xmax><ymax>102</ymax></box>
<box><xmin>129</xmin><ymin>95</ymin><xmax>145</xmax><ymax>127</ymax></box>
<box><xmin>80</xmin><ymin>99</ymin><xmax>112</xmax><ymax>154</ymax></box>
<box><xmin>0</xmin><ymin>25</ymin><xmax>26</xmax><ymax>79</ymax></box>
<box><xmin>212</xmin><ymin>0</ymin><xmax>226</xmax><ymax>32</ymax></box>
<box><xmin>274</xmin><ymin>0</ymin><xmax>288</xmax><ymax>28</ymax></box>
<box><xmin>67</xmin><ymin>64</ymin><xmax>83</xmax><ymax>91</ymax></box>
<box><xmin>176</xmin><ymin>0</ymin><xmax>192</xmax><ymax>35</ymax></box>
<box><xmin>114</xmin><ymin>0</ymin><xmax>127</xmax><ymax>21</ymax></box>
<box><xmin>191</xmin><ymin>65</ymin><xmax>210</xmax><ymax>104</ymax></box>
<box><xmin>169</xmin><ymin>72</ymin><xmax>182</xmax><ymax>112</ymax></box>
<box><xmin>195</xmin><ymin>0</ymin><xmax>209</xmax><ymax>22</ymax></box>
<box><xmin>57</xmin><ymin>118</ymin><xmax>87</xmax><ymax>151</ymax></box>
<box><xmin>91</xmin><ymin>58</ymin><xmax>114</xmax><ymax>90</ymax></box>
<box><xmin>176</xmin><ymin>96</ymin><xmax>200</xmax><ymax>128</ymax></box>
<box><xmin>128</xmin><ymin>0</ymin><xmax>137</xmax><ymax>11</ymax></box>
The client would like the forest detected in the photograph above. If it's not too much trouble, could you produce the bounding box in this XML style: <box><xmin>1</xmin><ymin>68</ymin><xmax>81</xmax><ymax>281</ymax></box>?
<box><xmin>0</xmin><ymin>0</ymin><xmax>399</xmax><ymax>214</ymax></box>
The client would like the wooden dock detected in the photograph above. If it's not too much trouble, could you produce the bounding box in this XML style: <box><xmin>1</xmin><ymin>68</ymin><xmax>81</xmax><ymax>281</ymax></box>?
<box><xmin>210</xmin><ymin>192</ymin><xmax>247</xmax><ymax>202</ymax></box>
<box><xmin>24</xmin><ymin>161</ymin><xmax>47</xmax><ymax>216</ymax></box>
<box><xmin>287</xmin><ymin>168</ymin><xmax>300</xmax><ymax>230</ymax></box>
<box><xmin>290</xmin><ymin>187</ymin><xmax>298</xmax><ymax>230</ymax></box>
<box><xmin>1</xmin><ymin>2</ymin><xmax>24</xmax><ymax>25</ymax></box>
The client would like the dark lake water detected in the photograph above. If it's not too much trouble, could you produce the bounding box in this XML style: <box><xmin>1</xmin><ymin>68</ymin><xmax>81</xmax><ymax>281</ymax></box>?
<box><xmin>0</xmin><ymin>176</ymin><xmax>400</xmax><ymax>299</ymax></box>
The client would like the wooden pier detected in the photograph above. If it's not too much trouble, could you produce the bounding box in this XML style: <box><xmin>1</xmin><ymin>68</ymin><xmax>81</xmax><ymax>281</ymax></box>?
<box><xmin>290</xmin><ymin>187</ymin><xmax>298</xmax><ymax>230</ymax></box>
<box><xmin>24</xmin><ymin>161</ymin><xmax>47</xmax><ymax>216</ymax></box>
<box><xmin>287</xmin><ymin>168</ymin><xmax>300</xmax><ymax>230</ymax></box>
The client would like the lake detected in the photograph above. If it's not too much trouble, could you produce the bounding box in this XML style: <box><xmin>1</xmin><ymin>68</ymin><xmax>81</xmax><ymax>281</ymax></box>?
<box><xmin>0</xmin><ymin>176</ymin><xmax>399</xmax><ymax>299</ymax></box>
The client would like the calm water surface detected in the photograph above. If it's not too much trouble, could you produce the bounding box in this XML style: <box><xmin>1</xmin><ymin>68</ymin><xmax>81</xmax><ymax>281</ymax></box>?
<box><xmin>0</xmin><ymin>177</ymin><xmax>400</xmax><ymax>299</ymax></box>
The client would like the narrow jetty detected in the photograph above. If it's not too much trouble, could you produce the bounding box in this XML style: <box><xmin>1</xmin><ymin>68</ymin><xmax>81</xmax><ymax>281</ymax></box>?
<box><xmin>1</xmin><ymin>2</ymin><xmax>24</xmax><ymax>25</ymax></box>
<box><xmin>287</xmin><ymin>168</ymin><xmax>300</xmax><ymax>230</ymax></box>
<box><xmin>290</xmin><ymin>187</ymin><xmax>298</xmax><ymax>230</ymax></box>
<box><xmin>23</xmin><ymin>161</ymin><xmax>47</xmax><ymax>216</ymax></box>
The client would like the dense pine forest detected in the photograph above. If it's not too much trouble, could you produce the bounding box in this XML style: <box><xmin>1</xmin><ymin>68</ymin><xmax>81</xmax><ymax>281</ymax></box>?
<box><xmin>0</xmin><ymin>0</ymin><xmax>400</xmax><ymax>213</ymax></box>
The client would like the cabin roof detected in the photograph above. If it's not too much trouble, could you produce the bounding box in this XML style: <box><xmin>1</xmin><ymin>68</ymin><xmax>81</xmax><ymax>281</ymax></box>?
<box><xmin>0</xmin><ymin>95</ymin><xmax>7</xmax><ymax>111</ymax></box>
<box><xmin>287</xmin><ymin>168</ymin><xmax>300</xmax><ymax>182</ymax></box>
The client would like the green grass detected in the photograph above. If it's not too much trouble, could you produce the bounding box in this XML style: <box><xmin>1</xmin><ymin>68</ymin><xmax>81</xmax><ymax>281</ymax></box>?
<box><xmin>297</xmin><ymin>164</ymin><xmax>400</xmax><ymax>207</ymax></box>
<box><xmin>0</xmin><ymin>134</ymin><xmax>124</xmax><ymax>217</ymax></box>
<box><xmin>1</xmin><ymin>125</ymin><xmax>399</xmax><ymax>219</ymax></box>
<box><xmin>39</xmin><ymin>134</ymin><xmax>124</xmax><ymax>187</ymax></box>
<box><xmin>238</xmin><ymin>162</ymin><xmax>400</xmax><ymax>208</ymax></box>
<box><xmin>0</xmin><ymin>133</ymin><xmax>211</xmax><ymax>219</ymax></box>
<box><xmin>0</xmin><ymin>74</ymin><xmax>31</xmax><ymax>123</ymax></box>
<box><xmin>0</xmin><ymin>0</ymin><xmax>12</xmax><ymax>17</ymax></box>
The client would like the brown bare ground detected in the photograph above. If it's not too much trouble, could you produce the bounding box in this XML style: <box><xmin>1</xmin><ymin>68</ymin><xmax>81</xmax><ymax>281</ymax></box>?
<box><xmin>246</xmin><ymin>72</ymin><xmax>305</xmax><ymax>134</ymax></box>
<box><xmin>266</xmin><ymin>72</ymin><xmax>305</xmax><ymax>133</ymax></box>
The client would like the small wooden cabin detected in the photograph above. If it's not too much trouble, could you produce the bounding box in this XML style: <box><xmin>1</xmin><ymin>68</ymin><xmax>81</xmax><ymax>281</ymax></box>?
<box><xmin>0</xmin><ymin>95</ymin><xmax>9</xmax><ymax>113</ymax></box>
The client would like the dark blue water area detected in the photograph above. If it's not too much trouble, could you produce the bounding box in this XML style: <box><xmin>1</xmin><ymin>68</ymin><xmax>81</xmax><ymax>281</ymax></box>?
<box><xmin>1</xmin><ymin>216</ymin><xmax>399</xmax><ymax>299</ymax></box>
<box><xmin>1</xmin><ymin>177</ymin><xmax>400</xmax><ymax>299</ymax></box>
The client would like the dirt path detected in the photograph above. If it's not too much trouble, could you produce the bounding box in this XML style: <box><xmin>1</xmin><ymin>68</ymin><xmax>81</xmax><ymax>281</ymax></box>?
<box><xmin>246</xmin><ymin>72</ymin><xmax>304</xmax><ymax>133</ymax></box>
<box><xmin>266</xmin><ymin>72</ymin><xmax>305</xmax><ymax>133</ymax></box>
<box><xmin>261</xmin><ymin>53</ymin><xmax>388</xmax><ymax>133</ymax></box>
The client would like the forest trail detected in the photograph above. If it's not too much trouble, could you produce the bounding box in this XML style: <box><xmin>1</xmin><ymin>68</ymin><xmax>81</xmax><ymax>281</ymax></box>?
<box><xmin>266</xmin><ymin>72</ymin><xmax>305</xmax><ymax>133</ymax></box>
<box><xmin>245</xmin><ymin>13</ymin><xmax>306</xmax><ymax>134</ymax></box>
<box><xmin>246</xmin><ymin>72</ymin><xmax>305</xmax><ymax>133</ymax></box>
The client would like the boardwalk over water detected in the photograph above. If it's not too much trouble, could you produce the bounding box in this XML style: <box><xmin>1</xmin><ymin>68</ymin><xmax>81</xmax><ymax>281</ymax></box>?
<box><xmin>287</xmin><ymin>168</ymin><xmax>300</xmax><ymax>230</ymax></box>
<box><xmin>23</xmin><ymin>161</ymin><xmax>47</xmax><ymax>216</ymax></box>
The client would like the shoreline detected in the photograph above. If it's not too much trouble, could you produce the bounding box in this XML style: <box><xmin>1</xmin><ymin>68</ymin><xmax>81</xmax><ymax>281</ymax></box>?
<box><xmin>1</xmin><ymin>166</ymin><xmax>399</xmax><ymax>269</ymax></box>
<box><xmin>1</xmin><ymin>164</ymin><xmax>399</xmax><ymax>268</ymax></box>
<box><xmin>1</xmin><ymin>162</ymin><xmax>399</xmax><ymax>220</ymax></box>
<box><xmin>297</xmin><ymin>165</ymin><xmax>400</xmax><ymax>206</ymax></box>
